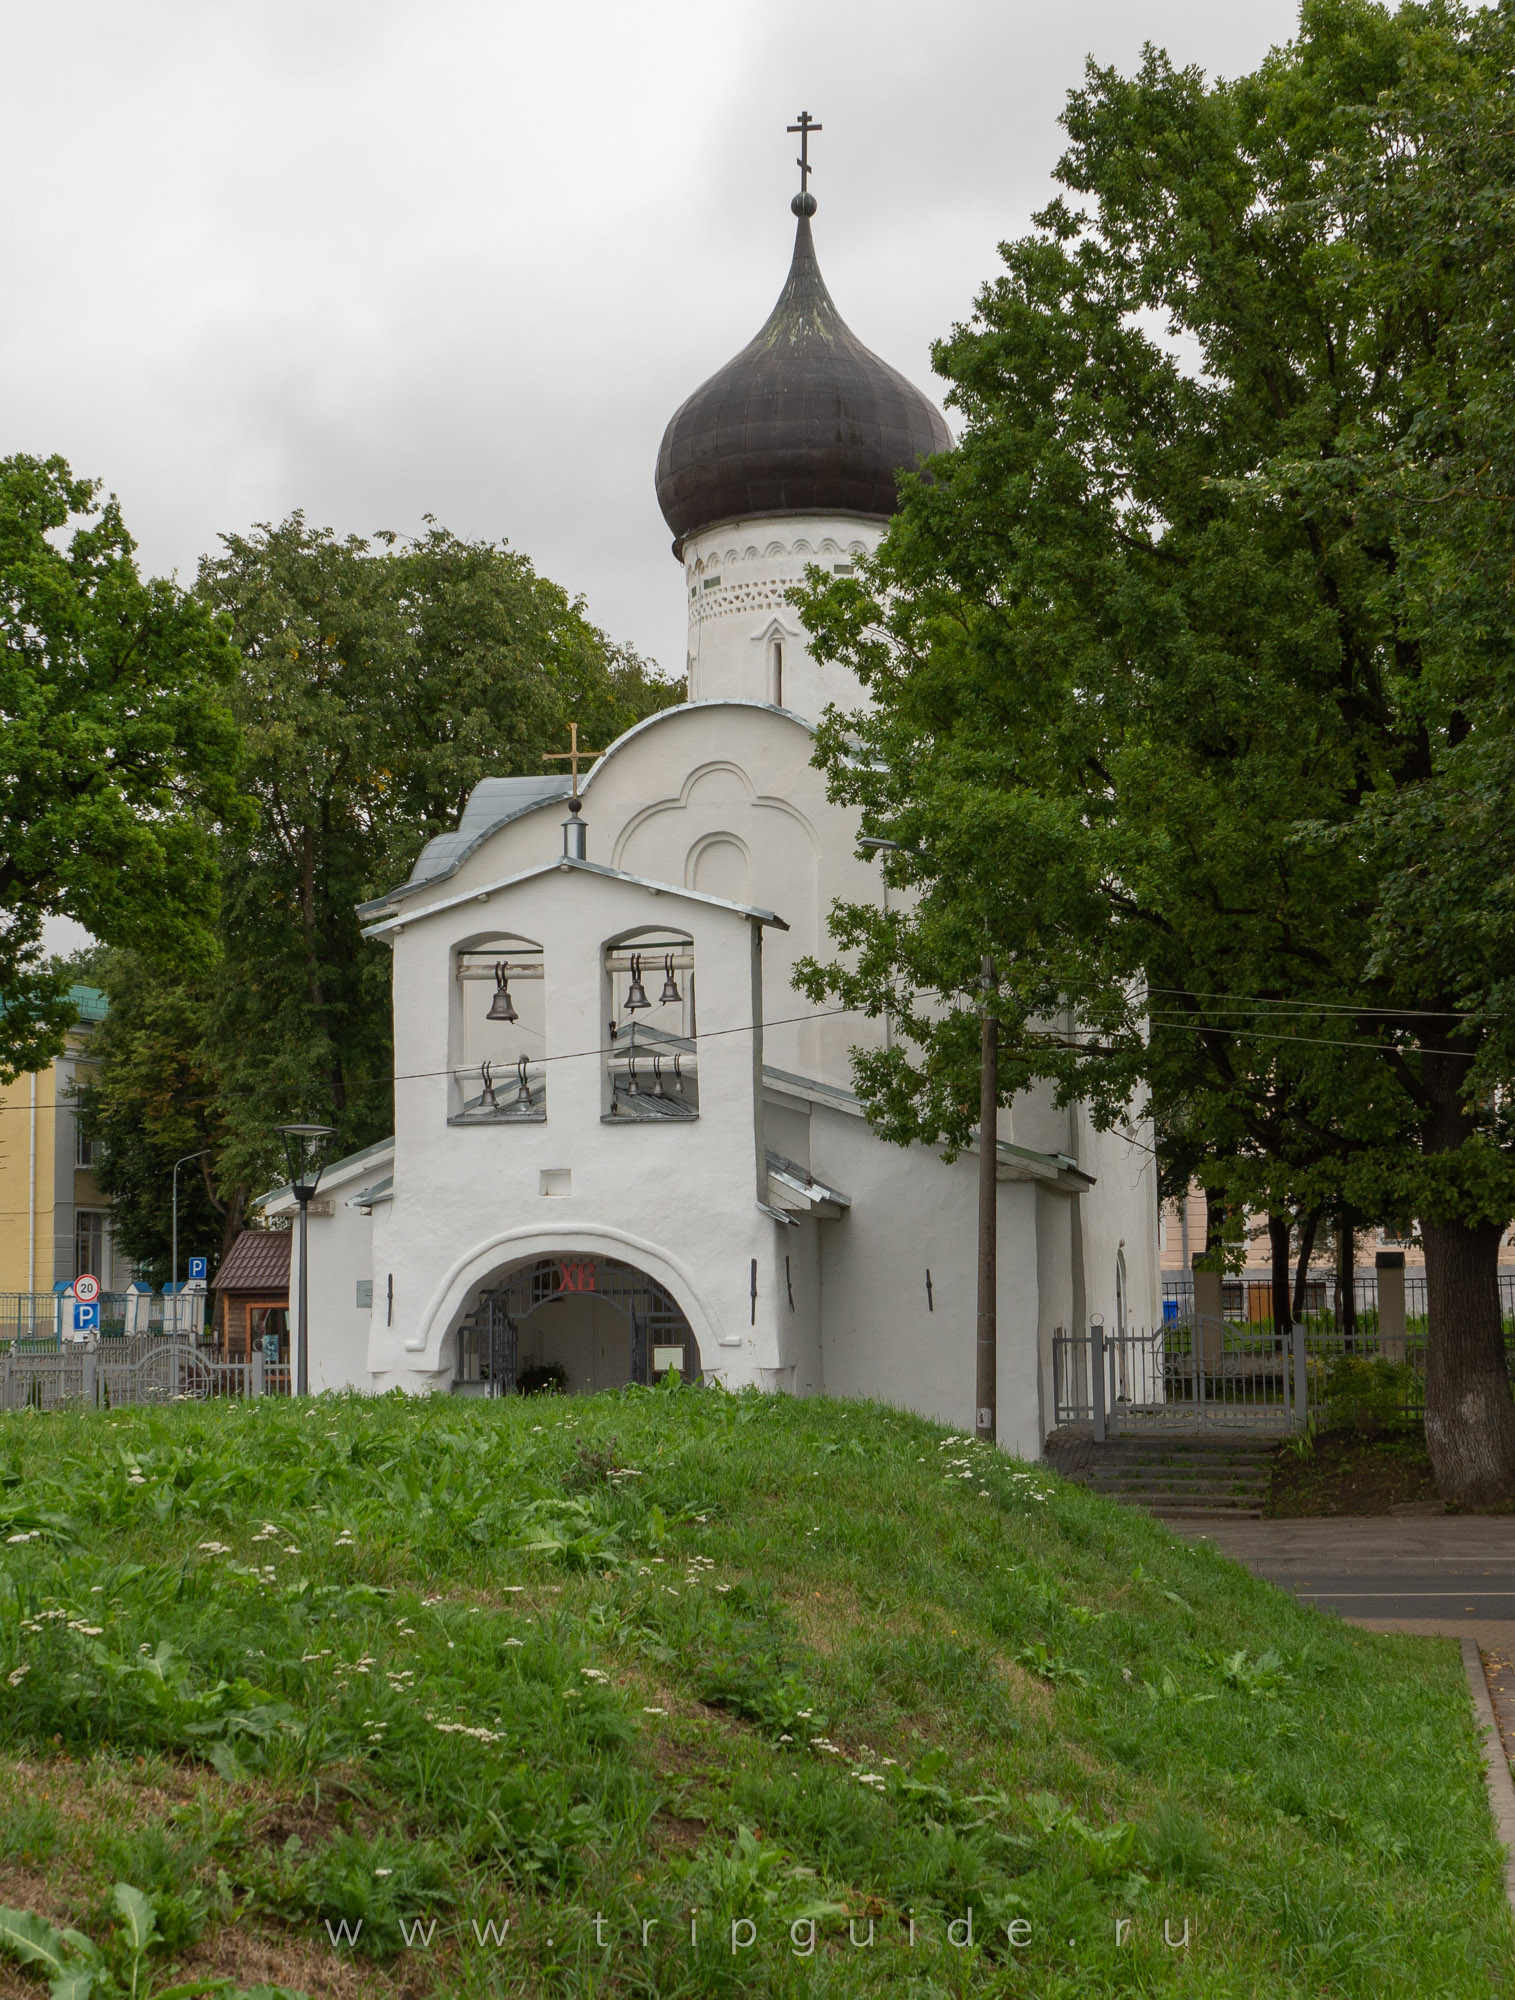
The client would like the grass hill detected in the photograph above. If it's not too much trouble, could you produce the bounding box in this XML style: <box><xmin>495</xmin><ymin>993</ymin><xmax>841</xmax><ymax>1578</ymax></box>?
<box><xmin>0</xmin><ymin>1385</ymin><xmax>1508</xmax><ymax>1998</ymax></box>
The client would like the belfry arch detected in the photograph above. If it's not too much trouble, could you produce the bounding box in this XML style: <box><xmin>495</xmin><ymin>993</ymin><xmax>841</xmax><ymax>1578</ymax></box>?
<box><xmin>450</xmin><ymin>1254</ymin><xmax>701</xmax><ymax>1397</ymax></box>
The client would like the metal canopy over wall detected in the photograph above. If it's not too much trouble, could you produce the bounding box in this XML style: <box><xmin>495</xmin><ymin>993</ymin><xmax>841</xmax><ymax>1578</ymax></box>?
<box><xmin>452</xmin><ymin>1256</ymin><xmax>698</xmax><ymax>1398</ymax></box>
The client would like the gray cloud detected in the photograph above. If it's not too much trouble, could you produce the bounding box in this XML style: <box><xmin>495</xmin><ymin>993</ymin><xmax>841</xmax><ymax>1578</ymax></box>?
<box><xmin>0</xmin><ymin>0</ymin><xmax>1301</xmax><ymax>675</ymax></box>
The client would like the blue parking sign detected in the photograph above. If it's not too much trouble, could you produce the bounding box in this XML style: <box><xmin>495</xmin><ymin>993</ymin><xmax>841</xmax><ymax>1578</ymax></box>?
<box><xmin>74</xmin><ymin>1301</ymin><xmax>99</xmax><ymax>1334</ymax></box>
<box><xmin>188</xmin><ymin>1257</ymin><xmax>207</xmax><ymax>1281</ymax></box>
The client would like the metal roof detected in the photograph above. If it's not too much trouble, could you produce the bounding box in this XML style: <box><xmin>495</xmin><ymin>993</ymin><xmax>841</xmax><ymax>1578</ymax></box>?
<box><xmin>213</xmin><ymin>1230</ymin><xmax>290</xmax><ymax>1294</ymax></box>
<box><xmin>358</xmin><ymin>775</ymin><xmax>574</xmax><ymax>918</ymax></box>
<box><xmin>361</xmin><ymin>855</ymin><xmax>788</xmax><ymax>941</ymax></box>
<box><xmin>655</xmin><ymin>209</ymin><xmax>951</xmax><ymax>551</ymax></box>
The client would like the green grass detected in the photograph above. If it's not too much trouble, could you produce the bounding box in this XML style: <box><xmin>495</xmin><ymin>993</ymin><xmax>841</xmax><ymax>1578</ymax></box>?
<box><xmin>0</xmin><ymin>1384</ymin><xmax>1509</xmax><ymax>1996</ymax></box>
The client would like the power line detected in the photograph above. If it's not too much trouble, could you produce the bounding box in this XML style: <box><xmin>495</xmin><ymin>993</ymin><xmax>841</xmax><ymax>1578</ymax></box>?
<box><xmin>1140</xmin><ymin>986</ymin><xmax>1481</xmax><ymax>1022</ymax></box>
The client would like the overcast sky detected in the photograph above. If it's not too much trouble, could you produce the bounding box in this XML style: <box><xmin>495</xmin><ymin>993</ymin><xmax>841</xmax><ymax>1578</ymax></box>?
<box><xmin>2</xmin><ymin>0</ymin><xmax>1302</xmax><ymax>684</ymax></box>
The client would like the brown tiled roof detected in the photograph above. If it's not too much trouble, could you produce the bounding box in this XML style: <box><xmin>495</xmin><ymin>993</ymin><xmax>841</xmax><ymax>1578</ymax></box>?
<box><xmin>214</xmin><ymin>1229</ymin><xmax>290</xmax><ymax>1294</ymax></box>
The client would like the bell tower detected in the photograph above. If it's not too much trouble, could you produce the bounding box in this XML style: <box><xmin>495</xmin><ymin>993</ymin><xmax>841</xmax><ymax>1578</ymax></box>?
<box><xmin>653</xmin><ymin>116</ymin><xmax>950</xmax><ymax>721</ymax></box>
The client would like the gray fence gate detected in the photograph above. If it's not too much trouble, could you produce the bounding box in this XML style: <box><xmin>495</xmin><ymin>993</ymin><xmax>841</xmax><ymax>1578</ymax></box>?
<box><xmin>1053</xmin><ymin>1318</ymin><xmax>1313</xmax><ymax>1437</ymax></box>
<box><xmin>1</xmin><ymin>1337</ymin><xmax>280</xmax><ymax>1412</ymax></box>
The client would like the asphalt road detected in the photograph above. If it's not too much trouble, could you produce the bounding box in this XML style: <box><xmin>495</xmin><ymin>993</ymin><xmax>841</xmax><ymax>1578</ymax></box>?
<box><xmin>1273</xmin><ymin>1572</ymin><xmax>1515</xmax><ymax>1620</ymax></box>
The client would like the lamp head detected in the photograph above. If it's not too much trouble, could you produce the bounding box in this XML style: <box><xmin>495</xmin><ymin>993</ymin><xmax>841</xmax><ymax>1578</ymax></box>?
<box><xmin>274</xmin><ymin>1123</ymin><xmax>336</xmax><ymax>1201</ymax></box>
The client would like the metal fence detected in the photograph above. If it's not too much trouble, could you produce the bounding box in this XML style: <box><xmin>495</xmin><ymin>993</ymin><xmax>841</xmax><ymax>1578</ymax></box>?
<box><xmin>0</xmin><ymin>1336</ymin><xmax>287</xmax><ymax>1413</ymax></box>
<box><xmin>0</xmin><ymin>1292</ymin><xmax>207</xmax><ymax>1344</ymax></box>
<box><xmin>1052</xmin><ymin>1316</ymin><xmax>1436</xmax><ymax>1437</ymax></box>
<box><xmin>1160</xmin><ymin>1270</ymin><xmax>1515</xmax><ymax>1327</ymax></box>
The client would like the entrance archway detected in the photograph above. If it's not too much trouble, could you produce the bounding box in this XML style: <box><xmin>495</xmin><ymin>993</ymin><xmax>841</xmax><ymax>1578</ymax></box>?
<box><xmin>451</xmin><ymin>1255</ymin><xmax>700</xmax><ymax>1397</ymax></box>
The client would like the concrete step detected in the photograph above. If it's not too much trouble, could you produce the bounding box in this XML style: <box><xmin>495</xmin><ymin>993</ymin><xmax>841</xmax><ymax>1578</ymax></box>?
<box><xmin>1150</xmin><ymin>1506</ymin><xmax>1264</xmax><ymax>1520</ymax></box>
<box><xmin>1045</xmin><ymin>1431</ymin><xmax>1279</xmax><ymax>1522</ymax></box>
<box><xmin>1089</xmin><ymin>1470</ymin><xmax>1270</xmax><ymax>1488</ymax></box>
<box><xmin>1088</xmin><ymin>1450</ymin><xmax>1273</xmax><ymax>1462</ymax></box>
<box><xmin>1095</xmin><ymin>1480</ymin><xmax>1271</xmax><ymax>1496</ymax></box>
<box><xmin>1087</xmin><ymin>1464</ymin><xmax>1279</xmax><ymax>1480</ymax></box>
<box><xmin>1088</xmin><ymin>1460</ymin><xmax>1272</xmax><ymax>1476</ymax></box>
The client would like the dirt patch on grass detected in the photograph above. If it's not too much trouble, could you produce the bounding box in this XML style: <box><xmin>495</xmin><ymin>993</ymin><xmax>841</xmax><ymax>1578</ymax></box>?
<box><xmin>648</xmin><ymin>1810</ymin><xmax>709</xmax><ymax>1852</ymax></box>
<box><xmin>1267</xmin><ymin>1427</ymin><xmax>1441</xmax><ymax>1516</ymax></box>
<box><xmin>0</xmin><ymin>1751</ymin><xmax>210</xmax><ymax>1840</ymax></box>
<box><xmin>985</xmin><ymin>1654</ymin><xmax>1055</xmax><ymax>1715</ymax></box>
<box><xmin>0</xmin><ymin>1864</ymin><xmax>75</xmax><ymax>1928</ymax></box>
<box><xmin>785</xmin><ymin>1581</ymin><xmax>867</xmax><ymax>1652</ymax></box>
<box><xmin>173</xmin><ymin>1922</ymin><xmax>423</xmax><ymax>1999</ymax></box>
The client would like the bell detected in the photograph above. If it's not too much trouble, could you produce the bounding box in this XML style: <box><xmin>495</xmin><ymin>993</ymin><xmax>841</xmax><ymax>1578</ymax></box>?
<box><xmin>479</xmin><ymin>1061</ymin><xmax>498</xmax><ymax>1112</ymax></box>
<box><xmin>672</xmin><ymin>1054</ymin><xmax>684</xmax><ymax>1098</ymax></box>
<box><xmin>627</xmin><ymin>1054</ymin><xmax>641</xmax><ymax>1097</ymax></box>
<box><xmin>514</xmin><ymin>1055</ymin><xmax>533</xmax><ymax>1108</ymax></box>
<box><xmin>624</xmin><ymin>953</ymin><xmax>650</xmax><ymax>1012</ymax></box>
<box><xmin>487</xmin><ymin>963</ymin><xmax>518</xmax><ymax>1022</ymax></box>
<box><xmin>652</xmin><ymin>1055</ymin><xmax>666</xmax><ymax>1097</ymax></box>
<box><xmin>659</xmin><ymin>954</ymin><xmax>682</xmax><ymax>1005</ymax></box>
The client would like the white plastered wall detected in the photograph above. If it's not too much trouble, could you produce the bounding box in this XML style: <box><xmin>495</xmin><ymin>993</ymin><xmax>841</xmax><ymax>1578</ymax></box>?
<box><xmin>366</xmin><ymin>866</ymin><xmax>787</xmax><ymax>1395</ymax></box>
<box><xmin>680</xmin><ymin>514</ymin><xmax>883</xmax><ymax>712</ymax></box>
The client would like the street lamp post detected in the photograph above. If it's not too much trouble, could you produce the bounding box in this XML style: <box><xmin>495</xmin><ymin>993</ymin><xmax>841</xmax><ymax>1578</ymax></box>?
<box><xmin>976</xmin><ymin>957</ymin><xmax>999</xmax><ymax>1445</ymax></box>
<box><xmin>274</xmin><ymin>1125</ymin><xmax>335</xmax><ymax>1397</ymax></box>
<box><xmin>172</xmin><ymin>1150</ymin><xmax>212</xmax><ymax>1336</ymax></box>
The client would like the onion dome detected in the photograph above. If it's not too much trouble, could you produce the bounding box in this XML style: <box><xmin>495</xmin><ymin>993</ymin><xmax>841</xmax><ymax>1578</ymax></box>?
<box><xmin>655</xmin><ymin>193</ymin><xmax>952</xmax><ymax>551</ymax></box>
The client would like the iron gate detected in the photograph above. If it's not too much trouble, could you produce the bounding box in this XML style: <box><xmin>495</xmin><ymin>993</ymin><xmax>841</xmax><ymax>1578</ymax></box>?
<box><xmin>451</xmin><ymin>1256</ymin><xmax>696</xmax><ymax>1396</ymax></box>
<box><xmin>1053</xmin><ymin>1317</ymin><xmax>1309</xmax><ymax>1436</ymax></box>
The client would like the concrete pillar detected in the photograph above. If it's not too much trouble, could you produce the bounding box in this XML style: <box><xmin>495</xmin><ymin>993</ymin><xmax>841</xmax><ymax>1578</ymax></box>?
<box><xmin>1193</xmin><ymin>1263</ymin><xmax>1224</xmax><ymax>1371</ymax></box>
<box><xmin>1376</xmin><ymin>1250</ymin><xmax>1406</xmax><ymax>1361</ymax></box>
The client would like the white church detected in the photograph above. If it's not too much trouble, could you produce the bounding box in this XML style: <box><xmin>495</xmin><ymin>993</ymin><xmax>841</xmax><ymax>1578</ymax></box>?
<box><xmin>267</xmin><ymin>170</ymin><xmax>1159</xmax><ymax>1458</ymax></box>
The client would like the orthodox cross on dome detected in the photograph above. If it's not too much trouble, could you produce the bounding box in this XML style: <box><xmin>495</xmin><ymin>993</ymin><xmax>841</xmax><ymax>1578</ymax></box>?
<box><xmin>787</xmin><ymin>110</ymin><xmax>822</xmax><ymax>193</ymax></box>
<box><xmin>542</xmin><ymin>721</ymin><xmax>604</xmax><ymax>800</ymax></box>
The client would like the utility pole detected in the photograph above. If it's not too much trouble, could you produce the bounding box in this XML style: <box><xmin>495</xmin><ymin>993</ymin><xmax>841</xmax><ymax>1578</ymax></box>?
<box><xmin>977</xmin><ymin>956</ymin><xmax>998</xmax><ymax>1444</ymax></box>
<box><xmin>171</xmin><ymin>1150</ymin><xmax>211</xmax><ymax>1336</ymax></box>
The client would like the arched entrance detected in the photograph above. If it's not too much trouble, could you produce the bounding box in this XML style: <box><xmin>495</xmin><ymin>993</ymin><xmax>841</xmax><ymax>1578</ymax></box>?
<box><xmin>451</xmin><ymin>1255</ymin><xmax>700</xmax><ymax>1397</ymax></box>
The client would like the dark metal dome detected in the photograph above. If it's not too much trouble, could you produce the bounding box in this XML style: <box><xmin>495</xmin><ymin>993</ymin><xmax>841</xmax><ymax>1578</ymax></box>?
<box><xmin>655</xmin><ymin>207</ymin><xmax>952</xmax><ymax>551</ymax></box>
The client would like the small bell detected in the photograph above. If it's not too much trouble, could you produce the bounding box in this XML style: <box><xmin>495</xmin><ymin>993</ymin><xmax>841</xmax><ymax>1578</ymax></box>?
<box><xmin>627</xmin><ymin>1054</ymin><xmax>641</xmax><ymax>1097</ymax></box>
<box><xmin>624</xmin><ymin>953</ymin><xmax>650</xmax><ymax>1012</ymax></box>
<box><xmin>659</xmin><ymin>953</ymin><xmax>682</xmax><ymax>1005</ymax></box>
<box><xmin>487</xmin><ymin>963</ymin><xmax>518</xmax><ymax>1022</ymax></box>
<box><xmin>514</xmin><ymin>1055</ymin><xmax>533</xmax><ymax>1108</ymax></box>
<box><xmin>479</xmin><ymin>1060</ymin><xmax>498</xmax><ymax>1112</ymax></box>
<box><xmin>652</xmin><ymin>1054</ymin><xmax>666</xmax><ymax>1097</ymax></box>
<box><xmin>672</xmin><ymin>1053</ymin><xmax>684</xmax><ymax>1098</ymax></box>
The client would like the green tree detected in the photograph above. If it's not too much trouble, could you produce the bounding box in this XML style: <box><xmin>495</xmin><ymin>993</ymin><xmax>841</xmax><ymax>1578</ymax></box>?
<box><xmin>74</xmin><ymin>950</ymin><xmax>238</xmax><ymax>1283</ymax></box>
<box><xmin>0</xmin><ymin>456</ymin><xmax>243</xmax><ymax>1077</ymax></box>
<box><xmin>794</xmin><ymin>0</ymin><xmax>1515</xmax><ymax>1501</ymax></box>
<box><xmin>196</xmin><ymin>516</ymin><xmax>679</xmax><ymax>1192</ymax></box>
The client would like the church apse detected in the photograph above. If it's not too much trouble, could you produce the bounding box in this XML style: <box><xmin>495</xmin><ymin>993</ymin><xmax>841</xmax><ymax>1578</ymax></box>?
<box><xmin>449</xmin><ymin>935</ymin><xmax>546</xmax><ymax>1124</ymax></box>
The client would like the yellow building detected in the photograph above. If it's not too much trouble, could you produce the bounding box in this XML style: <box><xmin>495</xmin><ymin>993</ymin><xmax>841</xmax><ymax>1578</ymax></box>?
<box><xmin>0</xmin><ymin>986</ymin><xmax>122</xmax><ymax>1296</ymax></box>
